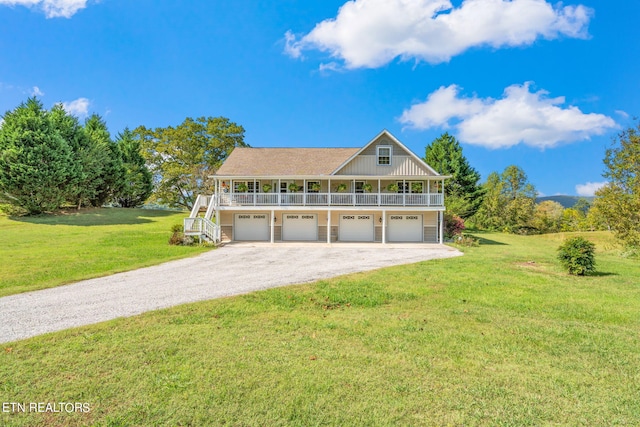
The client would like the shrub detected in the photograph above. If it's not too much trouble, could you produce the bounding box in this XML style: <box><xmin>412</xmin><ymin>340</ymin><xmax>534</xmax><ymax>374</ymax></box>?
<box><xmin>169</xmin><ymin>231</ymin><xmax>184</xmax><ymax>245</ymax></box>
<box><xmin>171</xmin><ymin>223</ymin><xmax>184</xmax><ymax>233</ymax></box>
<box><xmin>454</xmin><ymin>233</ymin><xmax>479</xmax><ymax>247</ymax></box>
<box><xmin>444</xmin><ymin>212</ymin><xmax>465</xmax><ymax>238</ymax></box>
<box><xmin>557</xmin><ymin>237</ymin><xmax>596</xmax><ymax>275</ymax></box>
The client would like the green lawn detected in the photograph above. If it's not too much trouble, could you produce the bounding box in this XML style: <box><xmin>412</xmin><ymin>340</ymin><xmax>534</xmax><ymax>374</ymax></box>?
<box><xmin>0</xmin><ymin>208</ymin><xmax>210</xmax><ymax>297</ymax></box>
<box><xmin>1</xmin><ymin>231</ymin><xmax>639</xmax><ymax>426</ymax></box>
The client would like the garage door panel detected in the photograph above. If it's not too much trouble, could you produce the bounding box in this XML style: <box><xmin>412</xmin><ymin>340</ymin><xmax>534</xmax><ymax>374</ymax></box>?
<box><xmin>234</xmin><ymin>214</ymin><xmax>269</xmax><ymax>241</ymax></box>
<box><xmin>283</xmin><ymin>214</ymin><xmax>317</xmax><ymax>241</ymax></box>
<box><xmin>388</xmin><ymin>214</ymin><xmax>423</xmax><ymax>242</ymax></box>
<box><xmin>339</xmin><ymin>214</ymin><xmax>374</xmax><ymax>242</ymax></box>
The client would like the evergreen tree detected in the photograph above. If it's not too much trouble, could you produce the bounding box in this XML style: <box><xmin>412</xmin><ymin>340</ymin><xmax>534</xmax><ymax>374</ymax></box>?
<box><xmin>84</xmin><ymin>114</ymin><xmax>125</xmax><ymax>206</ymax></box>
<box><xmin>424</xmin><ymin>133</ymin><xmax>483</xmax><ymax>218</ymax></box>
<box><xmin>0</xmin><ymin>98</ymin><xmax>76</xmax><ymax>214</ymax></box>
<box><xmin>49</xmin><ymin>104</ymin><xmax>98</xmax><ymax>208</ymax></box>
<box><xmin>115</xmin><ymin>128</ymin><xmax>153</xmax><ymax>207</ymax></box>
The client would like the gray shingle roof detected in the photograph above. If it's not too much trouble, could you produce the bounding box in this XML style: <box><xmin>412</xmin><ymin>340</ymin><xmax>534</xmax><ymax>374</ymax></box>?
<box><xmin>215</xmin><ymin>147</ymin><xmax>360</xmax><ymax>176</ymax></box>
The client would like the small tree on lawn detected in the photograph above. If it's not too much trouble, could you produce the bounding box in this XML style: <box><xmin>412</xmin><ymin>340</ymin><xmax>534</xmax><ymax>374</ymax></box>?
<box><xmin>557</xmin><ymin>237</ymin><xmax>596</xmax><ymax>276</ymax></box>
<box><xmin>444</xmin><ymin>212</ymin><xmax>465</xmax><ymax>239</ymax></box>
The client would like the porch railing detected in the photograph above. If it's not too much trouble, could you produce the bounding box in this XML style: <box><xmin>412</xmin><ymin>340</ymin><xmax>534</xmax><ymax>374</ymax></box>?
<box><xmin>189</xmin><ymin>194</ymin><xmax>211</xmax><ymax>218</ymax></box>
<box><xmin>218</xmin><ymin>192</ymin><xmax>443</xmax><ymax>207</ymax></box>
<box><xmin>184</xmin><ymin>217</ymin><xmax>220</xmax><ymax>243</ymax></box>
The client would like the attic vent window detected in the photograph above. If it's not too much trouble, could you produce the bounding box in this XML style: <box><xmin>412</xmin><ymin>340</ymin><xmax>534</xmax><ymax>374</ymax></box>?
<box><xmin>377</xmin><ymin>146</ymin><xmax>391</xmax><ymax>166</ymax></box>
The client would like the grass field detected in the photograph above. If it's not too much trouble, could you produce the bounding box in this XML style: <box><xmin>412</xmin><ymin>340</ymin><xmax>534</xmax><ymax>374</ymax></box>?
<box><xmin>1</xmin><ymin>231</ymin><xmax>639</xmax><ymax>426</ymax></box>
<box><xmin>0</xmin><ymin>208</ymin><xmax>210</xmax><ymax>297</ymax></box>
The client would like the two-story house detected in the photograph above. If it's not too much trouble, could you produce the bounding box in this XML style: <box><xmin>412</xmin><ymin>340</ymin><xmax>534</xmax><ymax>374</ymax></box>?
<box><xmin>185</xmin><ymin>130</ymin><xmax>448</xmax><ymax>244</ymax></box>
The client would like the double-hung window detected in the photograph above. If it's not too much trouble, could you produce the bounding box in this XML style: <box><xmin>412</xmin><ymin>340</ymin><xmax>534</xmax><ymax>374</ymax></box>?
<box><xmin>234</xmin><ymin>181</ymin><xmax>258</xmax><ymax>193</ymax></box>
<box><xmin>397</xmin><ymin>182</ymin><xmax>409</xmax><ymax>193</ymax></box>
<box><xmin>377</xmin><ymin>146</ymin><xmax>392</xmax><ymax>166</ymax></box>
<box><xmin>396</xmin><ymin>181</ymin><xmax>424</xmax><ymax>193</ymax></box>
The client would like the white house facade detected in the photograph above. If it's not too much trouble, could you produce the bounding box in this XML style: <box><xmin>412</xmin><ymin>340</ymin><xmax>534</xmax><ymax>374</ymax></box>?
<box><xmin>185</xmin><ymin>130</ymin><xmax>449</xmax><ymax>244</ymax></box>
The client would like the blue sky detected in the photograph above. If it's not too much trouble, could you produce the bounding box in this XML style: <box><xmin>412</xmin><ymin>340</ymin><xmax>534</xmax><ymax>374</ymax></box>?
<box><xmin>1</xmin><ymin>0</ymin><xmax>638</xmax><ymax>197</ymax></box>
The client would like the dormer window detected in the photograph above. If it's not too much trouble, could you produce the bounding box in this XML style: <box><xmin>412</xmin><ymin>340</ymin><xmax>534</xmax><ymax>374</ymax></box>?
<box><xmin>377</xmin><ymin>146</ymin><xmax>392</xmax><ymax>166</ymax></box>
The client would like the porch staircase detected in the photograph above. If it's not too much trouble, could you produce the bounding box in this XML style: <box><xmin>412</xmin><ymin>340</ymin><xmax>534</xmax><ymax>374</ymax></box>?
<box><xmin>184</xmin><ymin>195</ymin><xmax>220</xmax><ymax>243</ymax></box>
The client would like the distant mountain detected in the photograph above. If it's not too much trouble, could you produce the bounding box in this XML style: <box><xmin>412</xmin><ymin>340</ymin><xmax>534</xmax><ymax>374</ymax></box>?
<box><xmin>536</xmin><ymin>195</ymin><xmax>594</xmax><ymax>209</ymax></box>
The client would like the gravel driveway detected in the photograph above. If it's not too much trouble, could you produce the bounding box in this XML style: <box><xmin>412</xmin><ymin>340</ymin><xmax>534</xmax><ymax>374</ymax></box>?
<box><xmin>0</xmin><ymin>243</ymin><xmax>461</xmax><ymax>343</ymax></box>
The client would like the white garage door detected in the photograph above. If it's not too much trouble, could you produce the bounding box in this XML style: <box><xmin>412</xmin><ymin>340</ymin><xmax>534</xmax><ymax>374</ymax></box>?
<box><xmin>234</xmin><ymin>213</ymin><xmax>269</xmax><ymax>241</ymax></box>
<box><xmin>283</xmin><ymin>214</ymin><xmax>317</xmax><ymax>241</ymax></box>
<box><xmin>339</xmin><ymin>214</ymin><xmax>374</xmax><ymax>242</ymax></box>
<box><xmin>388</xmin><ymin>215</ymin><xmax>423</xmax><ymax>242</ymax></box>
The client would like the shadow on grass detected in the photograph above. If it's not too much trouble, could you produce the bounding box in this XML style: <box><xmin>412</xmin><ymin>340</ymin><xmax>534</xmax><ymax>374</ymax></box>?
<box><xmin>476</xmin><ymin>236</ymin><xmax>508</xmax><ymax>246</ymax></box>
<box><xmin>588</xmin><ymin>271</ymin><xmax>618</xmax><ymax>277</ymax></box>
<box><xmin>10</xmin><ymin>208</ymin><xmax>182</xmax><ymax>226</ymax></box>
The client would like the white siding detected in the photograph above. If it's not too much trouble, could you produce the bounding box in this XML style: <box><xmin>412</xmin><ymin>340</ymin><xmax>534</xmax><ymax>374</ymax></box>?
<box><xmin>336</xmin><ymin>155</ymin><xmax>434</xmax><ymax>176</ymax></box>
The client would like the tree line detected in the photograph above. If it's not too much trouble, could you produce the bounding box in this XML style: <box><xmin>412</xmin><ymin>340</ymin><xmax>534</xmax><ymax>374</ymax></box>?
<box><xmin>423</xmin><ymin>127</ymin><xmax>639</xmax><ymax>252</ymax></box>
<box><xmin>0</xmin><ymin>98</ymin><xmax>246</xmax><ymax>215</ymax></box>
<box><xmin>0</xmin><ymin>98</ymin><xmax>152</xmax><ymax>214</ymax></box>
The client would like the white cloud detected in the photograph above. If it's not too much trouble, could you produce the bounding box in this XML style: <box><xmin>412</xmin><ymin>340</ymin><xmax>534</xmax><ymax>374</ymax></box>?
<box><xmin>62</xmin><ymin>97</ymin><xmax>90</xmax><ymax>117</ymax></box>
<box><xmin>0</xmin><ymin>0</ymin><xmax>88</xmax><ymax>18</ymax></box>
<box><xmin>285</xmin><ymin>0</ymin><xmax>593</xmax><ymax>69</ymax></box>
<box><xmin>31</xmin><ymin>86</ymin><xmax>44</xmax><ymax>97</ymax></box>
<box><xmin>576</xmin><ymin>181</ymin><xmax>607</xmax><ymax>197</ymax></box>
<box><xmin>399</xmin><ymin>82</ymin><xmax>617</xmax><ymax>149</ymax></box>
<box><xmin>615</xmin><ymin>110</ymin><xmax>630</xmax><ymax>119</ymax></box>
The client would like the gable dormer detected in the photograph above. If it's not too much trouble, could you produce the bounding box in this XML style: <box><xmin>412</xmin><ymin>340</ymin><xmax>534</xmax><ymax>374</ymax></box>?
<box><xmin>332</xmin><ymin>130</ymin><xmax>439</xmax><ymax>176</ymax></box>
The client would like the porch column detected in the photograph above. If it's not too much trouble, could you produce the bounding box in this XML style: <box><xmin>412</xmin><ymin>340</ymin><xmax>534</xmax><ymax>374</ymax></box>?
<box><xmin>439</xmin><ymin>211</ymin><xmax>444</xmax><ymax>244</ymax></box>
<box><xmin>427</xmin><ymin>180</ymin><xmax>430</xmax><ymax>206</ymax></box>
<box><xmin>353</xmin><ymin>179</ymin><xmax>356</xmax><ymax>206</ymax></box>
<box><xmin>216</xmin><ymin>207</ymin><xmax>221</xmax><ymax>241</ymax></box>
<box><xmin>378</xmin><ymin>178</ymin><xmax>381</xmax><ymax>207</ymax></box>
<box><xmin>403</xmin><ymin>179</ymin><xmax>406</xmax><ymax>206</ymax></box>
<box><xmin>270</xmin><ymin>209</ymin><xmax>275</xmax><ymax>244</ymax></box>
<box><xmin>327</xmin><ymin>211</ymin><xmax>331</xmax><ymax>244</ymax></box>
<box><xmin>328</xmin><ymin>179</ymin><xmax>331</xmax><ymax>206</ymax></box>
<box><xmin>382</xmin><ymin>210</ymin><xmax>386</xmax><ymax>244</ymax></box>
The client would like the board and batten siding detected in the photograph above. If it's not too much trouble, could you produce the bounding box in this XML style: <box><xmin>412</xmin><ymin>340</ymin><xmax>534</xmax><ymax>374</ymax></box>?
<box><xmin>336</xmin><ymin>136</ymin><xmax>435</xmax><ymax>176</ymax></box>
<box><xmin>336</xmin><ymin>155</ymin><xmax>434</xmax><ymax>176</ymax></box>
<box><xmin>360</xmin><ymin>137</ymin><xmax>405</xmax><ymax>156</ymax></box>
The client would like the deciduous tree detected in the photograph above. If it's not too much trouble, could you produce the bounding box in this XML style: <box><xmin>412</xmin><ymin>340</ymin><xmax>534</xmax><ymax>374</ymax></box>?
<box><xmin>593</xmin><ymin>122</ymin><xmax>640</xmax><ymax>248</ymax></box>
<box><xmin>532</xmin><ymin>200</ymin><xmax>564</xmax><ymax>233</ymax></box>
<box><xmin>136</xmin><ymin>116</ymin><xmax>246</xmax><ymax>210</ymax></box>
<box><xmin>473</xmin><ymin>165</ymin><xmax>536</xmax><ymax>232</ymax></box>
